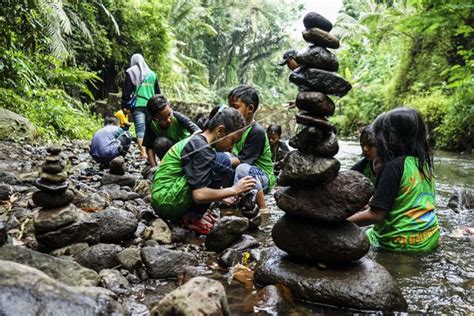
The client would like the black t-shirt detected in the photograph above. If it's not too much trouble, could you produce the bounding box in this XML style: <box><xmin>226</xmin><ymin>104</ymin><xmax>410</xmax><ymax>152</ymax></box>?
<box><xmin>237</xmin><ymin>122</ymin><xmax>266</xmax><ymax>165</ymax></box>
<box><xmin>369</xmin><ymin>156</ymin><xmax>405</xmax><ymax>212</ymax></box>
<box><xmin>181</xmin><ymin>134</ymin><xmax>216</xmax><ymax>190</ymax></box>
<box><xmin>351</xmin><ymin>158</ymin><xmax>370</xmax><ymax>174</ymax></box>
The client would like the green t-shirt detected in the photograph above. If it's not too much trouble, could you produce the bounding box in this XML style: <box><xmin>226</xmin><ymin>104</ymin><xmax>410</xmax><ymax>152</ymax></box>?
<box><xmin>135</xmin><ymin>71</ymin><xmax>157</xmax><ymax>108</ymax></box>
<box><xmin>367</xmin><ymin>156</ymin><xmax>439</xmax><ymax>252</ymax></box>
<box><xmin>150</xmin><ymin>116</ymin><xmax>191</xmax><ymax>143</ymax></box>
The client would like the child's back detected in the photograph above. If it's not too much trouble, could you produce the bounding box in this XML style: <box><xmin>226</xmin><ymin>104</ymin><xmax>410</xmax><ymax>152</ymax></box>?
<box><xmin>90</xmin><ymin>124</ymin><xmax>123</xmax><ymax>163</ymax></box>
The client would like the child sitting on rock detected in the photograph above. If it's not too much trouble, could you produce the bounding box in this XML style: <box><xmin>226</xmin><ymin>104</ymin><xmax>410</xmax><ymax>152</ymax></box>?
<box><xmin>151</xmin><ymin>107</ymin><xmax>256</xmax><ymax>235</ymax></box>
<box><xmin>143</xmin><ymin>95</ymin><xmax>201</xmax><ymax>167</ymax></box>
<box><xmin>267</xmin><ymin>124</ymin><xmax>290</xmax><ymax>174</ymax></box>
<box><xmin>351</xmin><ymin>125</ymin><xmax>381</xmax><ymax>185</ymax></box>
<box><xmin>114</xmin><ymin>107</ymin><xmax>132</xmax><ymax>131</ymax></box>
<box><xmin>348</xmin><ymin>107</ymin><xmax>439</xmax><ymax>252</ymax></box>
<box><xmin>228</xmin><ymin>85</ymin><xmax>276</xmax><ymax>213</ymax></box>
<box><xmin>89</xmin><ymin>117</ymin><xmax>133</xmax><ymax>165</ymax></box>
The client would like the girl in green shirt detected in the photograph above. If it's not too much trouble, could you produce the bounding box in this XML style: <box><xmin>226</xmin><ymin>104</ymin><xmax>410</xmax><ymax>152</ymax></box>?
<box><xmin>348</xmin><ymin>107</ymin><xmax>439</xmax><ymax>252</ymax></box>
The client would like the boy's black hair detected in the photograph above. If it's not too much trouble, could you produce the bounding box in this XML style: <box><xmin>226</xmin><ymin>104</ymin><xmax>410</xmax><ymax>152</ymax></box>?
<box><xmin>104</xmin><ymin>116</ymin><xmax>119</xmax><ymax>126</ymax></box>
<box><xmin>200</xmin><ymin>104</ymin><xmax>227</xmax><ymax>131</ymax></box>
<box><xmin>267</xmin><ymin>124</ymin><xmax>282</xmax><ymax>136</ymax></box>
<box><xmin>147</xmin><ymin>94</ymin><xmax>169</xmax><ymax>118</ymax></box>
<box><xmin>372</xmin><ymin>107</ymin><xmax>433</xmax><ymax>179</ymax></box>
<box><xmin>228</xmin><ymin>85</ymin><xmax>260</xmax><ymax>110</ymax></box>
<box><xmin>207</xmin><ymin>107</ymin><xmax>245</xmax><ymax>134</ymax></box>
<box><xmin>359</xmin><ymin>125</ymin><xmax>375</xmax><ymax>146</ymax></box>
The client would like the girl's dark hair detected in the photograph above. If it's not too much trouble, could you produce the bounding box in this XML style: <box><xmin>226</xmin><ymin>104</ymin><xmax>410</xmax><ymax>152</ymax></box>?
<box><xmin>372</xmin><ymin>107</ymin><xmax>433</xmax><ymax>179</ymax></box>
<box><xmin>359</xmin><ymin>125</ymin><xmax>375</xmax><ymax>146</ymax></box>
<box><xmin>207</xmin><ymin>107</ymin><xmax>245</xmax><ymax>134</ymax></box>
<box><xmin>147</xmin><ymin>94</ymin><xmax>169</xmax><ymax>118</ymax></box>
<box><xmin>267</xmin><ymin>124</ymin><xmax>282</xmax><ymax>136</ymax></box>
<box><xmin>201</xmin><ymin>104</ymin><xmax>225</xmax><ymax>131</ymax></box>
<box><xmin>228</xmin><ymin>85</ymin><xmax>260</xmax><ymax>110</ymax></box>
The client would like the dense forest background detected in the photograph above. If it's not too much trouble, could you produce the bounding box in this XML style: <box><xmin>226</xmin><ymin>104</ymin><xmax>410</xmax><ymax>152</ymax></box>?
<box><xmin>0</xmin><ymin>0</ymin><xmax>472</xmax><ymax>151</ymax></box>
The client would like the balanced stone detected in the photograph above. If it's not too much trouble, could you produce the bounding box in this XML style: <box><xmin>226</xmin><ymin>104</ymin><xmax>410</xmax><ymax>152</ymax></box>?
<box><xmin>295</xmin><ymin>46</ymin><xmax>338</xmax><ymax>72</ymax></box>
<box><xmin>46</xmin><ymin>146</ymin><xmax>62</xmax><ymax>155</ymax></box>
<box><xmin>272</xmin><ymin>215</ymin><xmax>369</xmax><ymax>262</ymax></box>
<box><xmin>34</xmin><ymin>204</ymin><xmax>78</xmax><ymax>233</ymax></box>
<box><xmin>254</xmin><ymin>247</ymin><xmax>408</xmax><ymax>312</ymax></box>
<box><xmin>290</xmin><ymin>68</ymin><xmax>352</xmax><ymax>97</ymax></box>
<box><xmin>40</xmin><ymin>171</ymin><xmax>67</xmax><ymax>183</ymax></box>
<box><xmin>295</xmin><ymin>91</ymin><xmax>335</xmax><ymax>117</ymax></box>
<box><xmin>303</xmin><ymin>12</ymin><xmax>333</xmax><ymax>32</ymax></box>
<box><xmin>289</xmin><ymin>129</ymin><xmax>339</xmax><ymax>157</ymax></box>
<box><xmin>33</xmin><ymin>189</ymin><xmax>74</xmax><ymax>208</ymax></box>
<box><xmin>277</xmin><ymin>151</ymin><xmax>340</xmax><ymax>187</ymax></box>
<box><xmin>35</xmin><ymin>178</ymin><xmax>68</xmax><ymax>193</ymax></box>
<box><xmin>42</xmin><ymin>161</ymin><xmax>66</xmax><ymax>174</ymax></box>
<box><xmin>205</xmin><ymin>216</ymin><xmax>249</xmax><ymax>252</ymax></box>
<box><xmin>295</xmin><ymin>112</ymin><xmax>334</xmax><ymax>132</ymax></box>
<box><xmin>46</xmin><ymin>155</ymin><xmax>62</xmax><ymax>163</ymax></box>
<box><xmin>275</xmin><ymin>171</ymin><xmax>374</xmax><ymax>221</ymax></box>
<box><xmin>109</xmin><ymin>156</ymin><xmax>125</xmax><ymax>176</ymax></box>
<box><xmin>302</xmin><ymin>28</ymin><xmax>340</xmax><ymax>49</ymax></box>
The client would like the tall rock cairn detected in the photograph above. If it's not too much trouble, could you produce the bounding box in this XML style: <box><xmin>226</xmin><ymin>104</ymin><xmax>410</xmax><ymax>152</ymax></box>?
<box><xmin>254</xmin><ymin>12</ymin><xmax>407</xmax><ymax>311</ymax></box>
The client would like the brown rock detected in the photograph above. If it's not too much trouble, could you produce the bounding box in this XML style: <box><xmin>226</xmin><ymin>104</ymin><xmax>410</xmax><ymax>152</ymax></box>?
<box><xmin>295</xmin><ymin>91</ymin><xmax>335</xmax><ymax>117</ymax></box>
<box><xmin>295</xmin><ymin>46</ymin><xmax>338</xmax><ymax>71</ymax></box>
<box><xmin>34</xmin><ymin>205</ymin><xmax>78</xmax><ymax>233</ymax></box>
<box><xmin>40</xmin><ymin>171</ymin><xmax>68</xmax><ymax>183</ymax></box>
<box><xmin>302</xmin><ymin>27</ymin><xmax>340</xmax><ymax>48</ymax></box>
<box><xmin>290</xmin><ymin>68</ymin><xmax>352</xmax><ymax>97</ymax></box>
<box><xmin>289</xmin><ymin>128</ymin><xmax>339</xmax><ymax>157</ymax></box>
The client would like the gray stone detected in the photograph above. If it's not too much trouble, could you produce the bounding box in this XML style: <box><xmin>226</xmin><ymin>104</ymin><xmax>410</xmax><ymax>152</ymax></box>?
<box><xmin>92</xmin><ymin>208</ymin><xmax>138</xmax><ymax>243</ymax></box>
<box><xmin>32</xmin><ymin>189</ymin><xmax>74</xmax><ymax>208</ymax></box>
<box><xmin>0</xmin><ymin>219</ymin><xmax>6</xmax><ymax>246</ymax></box>
<box><xmin>0</xmin><ymin>246</ymin><xmax>99</xmax><ymax>287</ymax></box>
<box><xmin>34</xmin><ymin>178</ymin><xmax>68</xmax><ymax>193</ymax></box>
<box><xmin>100</xmin><ymin>184</ymin><xmax>141</xmax><ymax>201</ymax></box>
<box><xmin>51</xmin><ymin>243</ymin><xmax>89</xmax><ymax>257</ymax></box>
<box><xmin>275</xmin><ymin>171</ymin><xmax>374</xmax><ymax>221</ymax></box>
<box><xmin>34</xmin><ymin>204</ymin><xmax>78</xmax><ymax>233</ymax></box>
<box><xmin>150</xmin><ymin>277</ymin><xmax>230</xmax><ymax>316</ymax></box>
<box><xmin>278</xmin><ymin>151</ymin><xmax>340</xmax><ymax>187</ymax></box>
<box><xmin>290</xmin><ymin>128</ymin><xmax>339</xmax><ymax>157</ymax></box>
<box><xmin>303</xmin><ymin>11</ymin><xmax>333</xmax><ymax>32</ymax></box>
<box><xmin>448</xmin><ymin>187</ymin><xmax>474</xmax><ymax>211</ymax></box>
<box><xmin>295</xmin><ymin>46</ymin><xmax>338</xmax><ymax>71</ymax></box>
<box><xmin>228</xmin><ymin>234</ymin><xmax>261</xmax><ymax>252</ymax></box>
<box><xmin>141</xmin><ymin>246</ymin><xmax>198</xmax><ymax>279</ymax></box>
<box><xmin>109</xmin><ymin>156</ymin><xmax>125</xmax><ymax>176</ymax></box>
<box><xmin>254</xmin><ymin>247</ymin><xmax>407</xmax><ymax>312</ymax></box>
<box><xmin>0</xmin><ymin>260</ymin><xmax>124</xmax><ymax>315</ymax></box>
<box><xmin>99</xmin><ymin>269</ymin><xmax>131</xmax><ymax>296</ymax></box>
<box><xmin>295</xmin><ymin>91</ymin><xmax>335</xmax><ymax>117</ymax></box>
<box><xmin>143</xmin><ymin>218</ymin><xmax>172</xmax><ymax>244</ymax></box>
<box><xmin>205</xmin><ymin>216</ymin><xmax>249</xmax><ymax>252</ymax></box>
<box><xmin>116</xmin><ymin>247</ymin><xmax>142</xmax><ymax>272</ymax></box>
<box><xmin>40</xmin><ymin>171</ymin><xmax>68</xmax><ymax>183</ymax></box>
<box><xmin>46</xmin><ymin>145</ymin><xmax>62</xmax><ymax>155</ymax></box>
<box><xmin>302</xmin><ymin>27</ymin><xmax>340</xmax><ymax>48</ymax></box>
<box><xmin>0</xmin><ymin>183</ymin><xmax>12</xmax><ymax>200</ymax></box>
<box><xmin>171</xmin><ymin>226</ymin><xmax>187</xmax><ymax>243</ymax></box>
<box><xmin>295</xmin><ymin>112</ymin><xmax>335</xmax><ymax>132</ymax></box>
<box><xmin>74</xmin><ymin>243</ymin><xmax>123</xmax><ymax>272</ymax></box>
<box><xmin>290</xmin><ymin>68</ymin><xmax>352</xmax><ymax>97</ymax></box>
<box><xmin>219</xmin><ymin>235</ymin><xmax>260</xmax><ymax>267</ymax></box>
<box><xmin>272</xmin><ymin>215</ymin><xmax>369</xmax><ymax>262</ymax></box>
<box><xmin>101</xmin><ymin>173</ymin><xmax>137</xmax><ymax>187</ymax></box>
<box><xmin>0</xmin><ymin>108</ymin><xmax>37</xmax><ymax>142</ymax></box>
<box><xmin>41</xmin><ymin>161</ymin><xmax>65</xmax><ymax>174</ymax></box>
<box><xmin>0</xmin><ymin>171</ymin><xmax>22</xmax><ymax>185</ymax></box>
<box><xmin>76</xmin><ymin>192</ymin><xmax>107</xmax><ymax>211</ymax></box>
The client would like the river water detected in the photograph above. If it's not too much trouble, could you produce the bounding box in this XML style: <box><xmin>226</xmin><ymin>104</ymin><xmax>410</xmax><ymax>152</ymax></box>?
<box><xmin>224</xmin><ymin>139</ymin><xmax>473</xmax><ymax>315</ymax></box>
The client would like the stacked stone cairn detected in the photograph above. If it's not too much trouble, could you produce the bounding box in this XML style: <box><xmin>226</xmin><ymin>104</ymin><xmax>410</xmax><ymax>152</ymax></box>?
<box><xmin>254</xmin><ymin>12</ymin><xmax>408</xmax><ymax>312</ymax></box>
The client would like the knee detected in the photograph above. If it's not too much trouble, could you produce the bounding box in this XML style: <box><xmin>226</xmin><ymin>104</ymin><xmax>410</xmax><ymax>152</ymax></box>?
<box><xmin>235</xmin><ymin>163</ymin><xmax>251</xmax><ymax>177</ymax></box>
<box><xmin>153</xmin><ymin>137</ymin><xmax>173</xmax><ymax>159</ymax></box>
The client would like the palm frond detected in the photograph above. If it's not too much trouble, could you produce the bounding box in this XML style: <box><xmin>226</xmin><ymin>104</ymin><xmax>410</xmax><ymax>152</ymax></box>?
<box><xmin>96</xmin><ymin>1</ymin><xmax>120</xmax><ymax>35</ymax></box>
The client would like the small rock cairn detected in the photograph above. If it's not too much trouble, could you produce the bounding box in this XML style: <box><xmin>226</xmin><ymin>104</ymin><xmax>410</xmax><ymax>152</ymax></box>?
<box><xmin>254</xmin><ymin>12</ymin><xmax>407</xmax><ymax>311</ymax></box>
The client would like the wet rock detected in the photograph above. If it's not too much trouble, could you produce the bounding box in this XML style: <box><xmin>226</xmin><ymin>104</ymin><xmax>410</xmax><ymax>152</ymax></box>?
<box><xmin>254</xmin><ymin>247</ymin><xmax>407</xmax><ymax>312</ymax></box>
<box><xmin>101</xmin><ymin>173</ymin><xmax>137</xmax><ymax>187</ymax></box>
<box><xmin>100</xmin><ymin>269</ymin><xmax>131</xmax><ymax>296</ymax></box>
<box><xmin>0</xmin><ymin>246</ymin><xmax>99</xmax><ymax>287</ymax></box>
<box><xmin>40</xmin><ymin>171</ymin><xmax>68</xmax><ymax>183</ymax></box>
<box><xmin>150</xmin><ymin>277</ymin><xmax>230</xmax><ymax>316</ymax></box>
<box><xmin>93</xmin><ymin>208</ymin><xmax>138</xmax><ymax>243</ymax></box>
<box><xmin>42</xmin><ymin>161</ymin><xmax>66</xmax><ymax>174</ymax></box>
<box><xmin>0</xmin><ymin>183</ymin><xmax>12</xmax><ymax>200</ymax></box>
<box><xmin>219</xmin><ymin>248</ymin><xmax>242</xmax><ymax>268</ymax></box>
<box><xmin>32</xmin><ymin>189</ymin><xmax>74</xmax><ymax>208</ymax></box>
<box><xmin>51</xmin><ymin>243</ymin><xmax>89</xmax><ymax>257</ymax></box>
<box><xmin>76</xmin><ymin>192</ymin><xmax>107</xmax><ymax>211</ymax></box>
<box><xmin>302</xmin><ymin>27</ymin><xmax>340</xmax><ymax>48</ymax></box>
<box><xmin>36</xmin><ymin>211</ymin><xmax>100</xmax><ymax>249</ymax></box>
<box><xmin>109</xmin><ymin>156</ymin><xmax>126</xmax><ymax>175</ymax></box>
<box><xmin>295</xmin><ymin>91</ymin><xmax>335</xmax><ymax>117</ymax></box>
<box><xmin>0</xmin><ymin>260</ymin><xmax>124</xmax><ymax>315</ymax></box>
<box><xmin>141</xmin><ymin>246</ymin><xmax>198</xmax><ymax>279</ymax></box>
<box><xmin>0</xmin><ymin>219</ymin><xmax>6</xmax><ymax>246</ymax></box>
<box><xmin>275</xmin><ymin>171</ymin><xmax>374</xmax><ymax>221</ymax></box>
<box><xmin>0</xmin><ymin>171</ymin><xmax>22</xmax><ymax>185</ymax></box>
<box><xmin>295</xmin><ymin>112</ymin><xmax>335</xmax><ymax>132</ymax></box>
<box><xmin>100</xmin><ymin>184</ymin><xmax>141</xmax><ymax>201</ymax></box>
<box><xmin>448</xmin><ymin>187</ymin><xmax>474</xmax><ymax>211</ymax></box>
<box><xmin>74</xmin><ymin>243</ymin><xmax>123</xmax><ymax>272</ymax></box>
<box><xmin>278</xmin><ymin>151</ymin><xmax>340</xmax><ymax>187</ymax></box>
<box><xmin>178</xmin><ymin>266</ymin><xmax>213</xmax><ymax>284</ymax></box>
<box><xmin>248</xmin><ymin>213</ymin><xmax>262</xmax><ymax>230</ymax></box>
<box><xmin>295</xmin><ymin>46</ymin><xmax>338</xmax><ymax>71</ymax></box>
<box><xmin>229</xmin><ymin>234</ymin><xmax>261</xmax><ymax>252</ymax></box>
<box><xmin>290</xmin><ymin>128</ymin><xmax>338</xmax><ymax>157</ymax></box>
<box><xmin>34</xmin><ymin>178</ymin><xmax>68</xmax><ymax>193</ymax></box>
<box><xmin>33</xmin><ymin>204</ymin><xmax>78</xmax><ymax>233</ymax></box>
<box><xmin>205</xmin><ymin>216</ymin><xmax>250</xmax><ymax>252</ymax></box>
<box><xmin>272</xmin><ymin>215</ymin><xmax>369</xmax><ymax>262</ymax></box>
<box><xmin>290</xmin><ymin>68</ymin><xmax>352</xmax><ymax>97</ymax></box>
<box><xmin>303</xmin><ymin>11</ymin><xmax>333</xmax><ymax>32</ymax></box>
<box><xmin>171</xmin><ymin>226</ymin><xmax>187</xmax><ymax>243</ymax></box>
<box><xmin>247</xmin><ymin>285</ymin><xmax>296</xmax><ymax>315</ymax></box>
<box><xmin>116</xmin><ymin>247</ymin><xmax>142</xmax><ymax>272</ymax></box>
<box><xmin>0</xmin><ymin>108</ymin><xmax>37</xmax><ymax>142</ymax></box>
<box><xmin>143</xmin><ymin>218</ymin><xmax>172</xmax><ymax>244</ymax></box>
<box><xmin>47</xmin><ymin>145</ymin><xmax>62</xmax><ymax>155</ymax></box>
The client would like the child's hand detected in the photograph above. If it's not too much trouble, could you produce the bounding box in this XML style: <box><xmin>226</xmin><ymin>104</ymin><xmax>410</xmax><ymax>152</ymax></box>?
<box><xmin>233</xmin><ymin>176</ymin><xmax>256</xmax><ymax>195</ymax></box>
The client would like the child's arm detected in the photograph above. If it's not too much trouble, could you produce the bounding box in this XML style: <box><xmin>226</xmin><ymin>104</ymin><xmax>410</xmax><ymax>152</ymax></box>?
<box><xmin>174</xmin><ymin>111</ymin><xmax>201</xmax><ymax>134</ymax></box>
<box><xmin>234</xmin><ymin>124</ymin><xmax>265</xmax><ymax>167</ymax></box>
<box><xmin>347</xmin><ymin>207</ymin><xmax>386</xmax><ymax>226</ymax></box>
<box><xmin>192</xmin><ymin>176</ymin><xmax>256</xmax><ymax>204</ymax></box>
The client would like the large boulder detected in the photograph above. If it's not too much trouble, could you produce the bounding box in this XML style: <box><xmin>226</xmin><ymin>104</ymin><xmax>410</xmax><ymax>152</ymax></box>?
<box><xmin>303</xmin><ymin>12</ymin><xmax>333</xmax><ymax>32</ymax></box>
<box><xmin>295</xmin><ymin>91</ymin><xmax>335</xmax><ymax>117</ymax></box>
<box><xmin>254</xmin><ymin>247</ymin><xmax>408</xmax><ymax>312</ymax></box>
<box><xmin>272</xmin><ymin>215</ymin><xmax>369</xmax><ymax>262</ymax></box>
<box><xmin>141</xmin><ymin>247</ymin><xmax>198</xmax><ymax>279</ymax></box>
<box><xmin>302</xmin><ymin>28</ymin><xmax>340</xmax><ymax>48</ymax></box>
<box><xmin>275</xmin><ymin>171</ymin><xmax>374</xmax><ymax>221</ymax></box>
<box><xmin>0</xmin><ymin>246</ymin><xmax>99</xmax><ymax>287</ymax></box>
<box><xmin>290</xmin><ymin>68</ymin><xmax>352</xmax><ymax>97</ymax></box>
<box><xmin>74</xmin><ymin>243</ymin><xmax>123</xmax><ymax>272</ymax></box>
<box><xmin>0</xmin><ymin>108</ymin><xmax>37</xmax><ymax>142</ymax></box>
<box><xmin>92</xmin><ymin>207</ymin><xmax>138</xmax><ymax>243</ymax></box>
<box><xmin>295</xmin><ymin>46</ymin><xmax>338</xmax><ymax>72</ymax></box>
<box><xmin>0</xmin><ymin>260</ymin><xmax>124</xmax><ymax>315</ymax></box>
<box><xmin>277</xmin><ymin>151</ymin><xmax>340</xmax><ymax>187</ymax></box>
<box><xmin>205</xmin><ymin>216</ymin><xmax>249</xmax><ymax>252</ymax></box>
<box><xmin>448</xmin><ymin>187</ymin><xmax>474</xmax><ymax>211</ymax></box>
<box><xmin>150</xmin><ymin>277</ymin><xmax>230</xmax><ymax>316</ymax></box>
<box><xmin>289</xmin><ymin>128</ymin><xmax>339</xmax><ymax>158</ymax></box>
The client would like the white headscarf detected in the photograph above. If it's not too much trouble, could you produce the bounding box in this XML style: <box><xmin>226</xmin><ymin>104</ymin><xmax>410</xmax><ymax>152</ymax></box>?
<box><xmin>126</xmin><ymin>53</ymin><xmax>151</xmax><ymax>86</ymax></box>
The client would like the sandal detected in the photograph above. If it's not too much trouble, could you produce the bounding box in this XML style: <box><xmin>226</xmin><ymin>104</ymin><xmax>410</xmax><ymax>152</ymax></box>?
<box><xmin>181</xmin><ymin>215</ymin><xmax>214</xmax><ymax>235</ymax></box>
<box><xmin>202</xmin><ymin>210</ymin><xmax>219</xmax><ymax>224</ymax></box>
